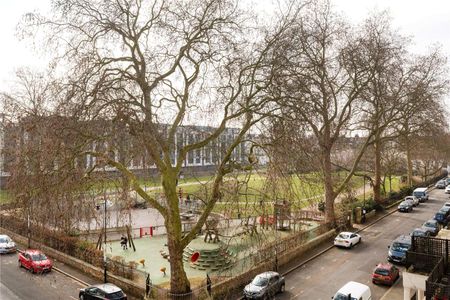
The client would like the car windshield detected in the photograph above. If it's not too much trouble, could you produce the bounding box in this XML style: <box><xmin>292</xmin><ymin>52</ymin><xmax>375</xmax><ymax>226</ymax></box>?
<box><xmin>424</xmin><ymin>222</ymin><xmax>436</xmax><ymax>227</ymax></box>
<box><xmin>334</xmin><ymin>293</ymin><xmax>357</xmax><ymax>300</ymax></box>
<box><xmin>107</xmin><ymin>291</ymin><xmax>125</xmax><ymax>299</ymax></box>
<box><xmin>375</xmin><ymin>268</ymin><xmax>390</xmax><ymax>276</ymax></box>
<box><xmin>392</xmin><ymin>242</ymin><xmax>410</xmax><ymax>251</ymax></box>
<box><xmin>414</xmin><ymin>192</ymin><xmax>424</xmax><ymax>197</ymax></box>
<box><xmin>413</xmin><ymin>231</ymin><xmax>426</xmax><ymax>237</ymax></box>
<box><xmin>0</xmin><ymin>237</ymin><xmax>10</xmax><ymax>243</ymax></box>
<box><xmin>251</xmin><ymin>276</ymin><xmax>269</xmax><ymax>287</ymax></box>
<box><xmin>338</xmin><ymin>233</ymin><xmax>350</xmax><ymax>239</ymax></box>
<box><xmin>31</xmin><ymin>253</ymin><xmax>47</xmax><ymax>261</ymax></box>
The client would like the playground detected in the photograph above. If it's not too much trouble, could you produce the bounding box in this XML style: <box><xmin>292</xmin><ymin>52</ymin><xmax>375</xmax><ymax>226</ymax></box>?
<box><xmin>100</xmin><ymin>201</ymin><xmax>323</xmax><ymax>285</ymax></box>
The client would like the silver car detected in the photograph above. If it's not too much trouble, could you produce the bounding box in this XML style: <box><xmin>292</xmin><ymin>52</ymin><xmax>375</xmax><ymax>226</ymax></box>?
<box><xmin>405</xmin><ymin>196</ymin><xmax>419</xmax><ymax>207</ymax></box>
<box><xmin>0</xmin><ymin>234</ymin><xmax>16</xmax><ymax>254</ymax></box>
<box><xmin>436</xmin><ymin>180</ymin><xmax>446</xmax><ymax>189</ymax></box>
<box><xmin>243</xmin><ymin>271</ymin><xmax>285</xmax><ymax>299</ymax></box>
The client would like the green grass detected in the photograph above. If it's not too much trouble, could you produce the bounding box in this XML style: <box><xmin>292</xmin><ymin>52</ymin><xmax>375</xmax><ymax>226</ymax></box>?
<box><xmin>0</xmin><ymin>190</ymin><xmax>12</xmax><ymax>204</ymax></box>
<box><xmin>355</xmin><ymin>176</ymin><xmax>403</xmax><ymax>202</ymax></box>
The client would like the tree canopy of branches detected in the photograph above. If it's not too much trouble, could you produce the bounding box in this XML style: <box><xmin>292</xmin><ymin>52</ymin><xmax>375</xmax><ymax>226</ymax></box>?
<box><xmin>15</xmin><ymin>0</ymin><xmax>302</xmax><ymax>294</ymax></box>
<box><xmin>269</xmin><ymin>0</ymin><xmax>379</xmax><ymax>223</ymax></box>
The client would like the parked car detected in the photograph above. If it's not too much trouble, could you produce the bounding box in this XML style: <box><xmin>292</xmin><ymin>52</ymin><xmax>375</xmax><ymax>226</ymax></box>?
<box><xmin>243</xmin><ymin>271</ymin><xmax>285</xmax><ymax>299</ymax></box>
<box><xmin>435</xmin><ymin>208</ymin><xmax>450</xmax><ymax>225</ymax></box>
<box><xmin>446</xmin><ymin>177</ymin><xmax>450</xmax><ymax>186</ymax></box>
<box><xmin>18</xmin><ymin>249</ymin><xmax>53</xmax><ymax>273</ymax></box>
<box><xmin>422</xmin><ymin>219</ymin><xmax>440</xmax><ymax>236</ymax></box>
<box><xmin>334</xmin><ymin>232</ymin><xmax>361</xmax><ymax>248</ymax></box>
<box><xmin>131</xmin><ymin>198</ymin><xmax>148</xmax><ymax>209</ymax></box>
<box><xmin>332</xmin><ymin>281</ymin><xmax>372</xmax><ymax>300</ymax></box>
<box><xmin>405</xmin><ymin>196</ymin><xmax>419</xmax><ymax>207</ymax></box>
<box><xmin>446</xmin><ymin>185</ymin><xmax>450</xmax><ymax>194</ymax></box>
<box><xmin>411</xmin><ymin>228</ymin><xmax>430</xmax><ymax>237</ymax></box>
<box><xmin>372</xmin><ymin>262</ymin><xmax>400</xmax><ymax>286</ymax></box>
<box><xmin>436</xmin><ymin>180</ymin><xmax>447</xmax><ymax>189</ymax></box>
<box><xmin>96</xmin><ymin>199</ymin><xmax>113</xmax><ymax>209</ymax></box>
<box><xmin>398</xmin><ymin>201</ymin><xmax>413</xmax><ymax>213</ymax></box>
<box><xmin>0</xmin><ymin>234</ymin><xmax>17</xmax><ymax>254</ymax></box>
<box><xmin>413</xmin><ymin>187</ymin><xmax>429</xmax><ymax>202</ymax></box>
<box><xmin>79</xmin><ymin>283</ymin><xmax>127</xmax><ymax>300</ymax></box>
<box><xmin>388</xmin><ymin>235</ymin><xmax>411</xmax><ymax>264</ymax></box>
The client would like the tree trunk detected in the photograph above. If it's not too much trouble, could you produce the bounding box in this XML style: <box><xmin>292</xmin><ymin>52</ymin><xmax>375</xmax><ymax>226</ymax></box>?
<box><xmin>162</xmin><ymin>170</ymin><xmax>191</xmax><ymax>295</ymax></box>
<box><xmin>322</xmin><ymin>148</ymin><xmax>336</xmax><ymax>225</ymax></box>
<box><xmin>373</xmin><ymin>135</ymin><xmax>382</xmax><ymax>204</ymax></box>
<box><xmin>166</xmin><ymin>223</ymin><xmax>191</xmax><ymax>295</ymax></box>
<box><xmin>405</xmin><ymin>138</ymin><xmax>413</xmax><ymax>187</ymax></box>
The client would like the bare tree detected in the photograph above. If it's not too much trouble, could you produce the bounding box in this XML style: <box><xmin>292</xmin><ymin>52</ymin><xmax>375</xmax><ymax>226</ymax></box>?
<box><xmin>270</xmin><ymin>0</ymin><xmax>376</xmax><ymax>224</ymax></box>
<box><xmin>21</xmin><ymin>0</ymin><xmax>301</xmax><ymax>294</ymax></box>
<box><xmin>356</xmin><ymin>11</ymin><xmax>412</xmax><ymax>203</ymax></box>
<box><xmin>395</xmin><ymin>49</ymin><xmax>449</xmax><ymax>186</ymax></box>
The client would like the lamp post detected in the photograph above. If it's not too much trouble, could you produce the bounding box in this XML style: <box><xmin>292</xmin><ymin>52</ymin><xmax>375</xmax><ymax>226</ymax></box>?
<box><xmin>274</xmin><ymin>210</ymin><xmax>279</xmax><ymax>272</ymax></box>
<box><xmin>103</xmin><ymin>199</ymin><xmax>107</xmax><ymax>283</ymax></box>
<box><xmin>96</xmin><ymin>199</ymin><xmax>107</xmax><ymax>283</ymax></box>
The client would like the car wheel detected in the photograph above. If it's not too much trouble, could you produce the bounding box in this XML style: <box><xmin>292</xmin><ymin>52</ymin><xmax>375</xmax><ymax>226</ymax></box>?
<box><xmin>280</xmin><ymin>284</ymin><xmax>285</xmax><ymax>293</ymax></box>
<box><xmin>18</xmin><ymin>260</ymin><xmax>22</xmax><ymax>268</ymax></box>
<box><xmin>80</xmin><ymin>295</ymin><xmax>84</xmax><ymax>300</ymax></box>
<box><xmin>359</xmin><ymin>237</ymin><xmax>361</xmax><ymax>243</ymax></box>
<box><xmin>349</xmin><ymin>243</ymin><xmax>353</xmax><ymax>248</ymax></box>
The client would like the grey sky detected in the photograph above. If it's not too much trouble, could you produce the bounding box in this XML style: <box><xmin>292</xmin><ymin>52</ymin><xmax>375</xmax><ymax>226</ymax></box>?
<box><xmin>0</xmin><ymin>0</ymin><xmax>449</xmax><ymax>107</ymax></box>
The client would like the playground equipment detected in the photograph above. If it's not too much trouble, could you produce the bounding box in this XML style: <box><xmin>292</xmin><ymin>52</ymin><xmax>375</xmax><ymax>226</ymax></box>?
<box><xmin>95</xmin><ymin>225</ymin><xmax>136</xmax><ymax>251</ymax></box>
<box><xmin>204</xmin><ymin>217</ymin><xmax>220</xmax><ymax>243</ymax></box>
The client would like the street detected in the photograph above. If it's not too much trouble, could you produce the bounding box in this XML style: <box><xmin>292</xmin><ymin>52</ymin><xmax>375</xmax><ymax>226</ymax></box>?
<box><xmin>277</xmin><ymin>188</ymin><xmax>450</xmax><ymax>300</ymax></box>
<box><xmin>0</xmin><ymin>249</ymin><xmax>101</xmax><ymax>300</ymax></box>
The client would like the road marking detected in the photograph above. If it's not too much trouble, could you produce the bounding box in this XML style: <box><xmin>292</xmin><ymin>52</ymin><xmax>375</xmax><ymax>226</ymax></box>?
<box><xmin>70</xmin><ymin>297</ymin><xmax>78</xmax><ymax>300</ymax></box>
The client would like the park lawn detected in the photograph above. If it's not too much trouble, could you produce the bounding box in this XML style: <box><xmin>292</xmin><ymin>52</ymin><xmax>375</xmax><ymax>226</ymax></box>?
<box><xmin>0</xmin><ymin>190</ymin><xmax>11</xmax><ymax>204</ymax></box>
<box><xmin>355</xmin><ymin>176</ymin><xmax>403</xmax><ymax>202</ymax></box>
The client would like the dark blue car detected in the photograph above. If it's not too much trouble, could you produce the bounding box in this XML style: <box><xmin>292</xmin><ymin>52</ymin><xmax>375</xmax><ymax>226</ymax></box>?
<box><xmin>434</xmin><ymin>209</ymin><xmax>450</xmax><ymax>225</ymax></box>
<box><xmin>388</xmin><ymin>235</ymin><xmax>411</xmax><ymax>264</ymax></box>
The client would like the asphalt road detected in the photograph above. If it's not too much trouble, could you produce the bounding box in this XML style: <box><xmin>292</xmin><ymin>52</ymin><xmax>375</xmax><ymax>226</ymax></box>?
<box><xmin>0</xmin><ymin>251</ymin><xmax>90</xmax><ymax>300</ymax></box>
<box><xmin>276</xmin><ymin>188</ymin><xmax>450</xmax><ymax>300</ymax></box>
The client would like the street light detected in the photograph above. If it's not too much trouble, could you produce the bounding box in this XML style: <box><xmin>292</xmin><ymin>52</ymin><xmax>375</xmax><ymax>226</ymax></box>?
<box><xmin>274</xmin><ymin>209</ymin><xmax>279</xmax><ymax>272</ymax></box>
<box><xmin>96</xmin><ymin>199</ymin><xmax>107</xmax><ymax>283</ymax></box>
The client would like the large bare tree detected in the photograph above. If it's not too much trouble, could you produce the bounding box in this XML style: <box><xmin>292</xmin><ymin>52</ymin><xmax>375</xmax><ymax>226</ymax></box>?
<box><xmin>270</xmin><ymin>0</ymin><xmax>377</xmax><ymax>224</ymax></box>
<box><xmin>22</xmin><ymin>0</ymin><xmax>301</xmax><ymax>294</ymax></box>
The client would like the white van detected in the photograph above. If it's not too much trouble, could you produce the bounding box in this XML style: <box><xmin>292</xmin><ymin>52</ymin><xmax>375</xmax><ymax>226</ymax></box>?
<box><xmin>413</xmin><ymin>187</ymin><xmax>429</xmax><ymax>202</ymax></box>
<box><xmin>332</xmin><ymin>281</ymin><xmax>372</xmax><ymax>300</ymax></box>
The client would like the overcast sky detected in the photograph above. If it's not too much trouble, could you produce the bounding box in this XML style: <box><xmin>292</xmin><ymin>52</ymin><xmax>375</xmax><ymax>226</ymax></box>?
<box><xmin>0</xmin><ymin>0</ymin><xmax>449</xmax><ymax>107</ymax></box>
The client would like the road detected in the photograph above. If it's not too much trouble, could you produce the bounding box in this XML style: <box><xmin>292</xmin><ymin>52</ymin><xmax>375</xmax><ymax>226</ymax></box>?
<box><xmin>0</xmin><ymin>245</ymin><xmax>104</xmax><ymax>300</ymax></box>
<box><xmin>0</xmin><ymin>253</ymin><xmax>85</xmax><ymax>299</ymax></box>
<box><xmin>277</xmin><ymin>188</ymin><xmax>450</xmax><ymax>300</ymax></box>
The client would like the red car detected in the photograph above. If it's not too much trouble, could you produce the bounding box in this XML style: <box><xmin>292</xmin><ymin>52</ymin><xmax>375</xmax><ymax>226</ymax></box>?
<box><xmin>18</xmin><ymin>249</ymin><xmax>53</xmax><ymax>273</ymax></box>
<box><xmin>372</xmin><ymin>262</ymin><xmax>399</xmax><ymax>285</ymax></box>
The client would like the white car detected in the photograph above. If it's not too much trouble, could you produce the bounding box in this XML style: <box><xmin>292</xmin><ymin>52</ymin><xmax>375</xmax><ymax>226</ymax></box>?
<box><xmin>334</xmin><ymin>232</ymin><xmax>361</xmax><ymax>248</ymax></box>
<box><xmin>405</xmin><ymin>196</ymin><xmax>419</xmax><ymax>207</ymax></box>
<box><xmin>96</xmin><ymin>199</ymin><xmax>113</xmax><ymax>209</ymax></box>
<box><xmin>333</xmin><ymin>281</ymin><xmax>372</xmax><ymax>300</ymax></box>
<box><xmin>446</xmin><ymin>185</ymin><xmax>450</xmax><ymax>194</ymax></box>
<box><xmin>0</xmin><ymin>234</ymin><xmax>17</xmax><ymax>254</ymax></box>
